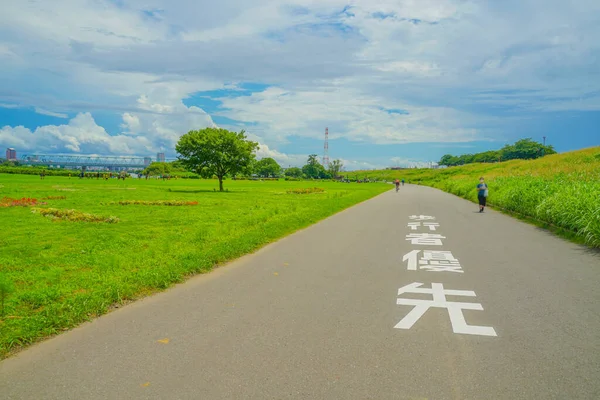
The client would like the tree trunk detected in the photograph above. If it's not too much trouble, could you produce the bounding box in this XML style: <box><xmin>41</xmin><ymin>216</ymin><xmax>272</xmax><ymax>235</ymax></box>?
<box><xmin>218</xmin><ymin>175</ymin><xmax>224</xmax><ymax>192</ymax></box>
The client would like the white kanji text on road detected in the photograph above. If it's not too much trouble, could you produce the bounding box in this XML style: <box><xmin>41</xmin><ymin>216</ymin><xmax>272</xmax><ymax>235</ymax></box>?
<box><xmin>395</xmin><ymin>282</ymin><xmax>496</xmax><ymax>337</ymax></box>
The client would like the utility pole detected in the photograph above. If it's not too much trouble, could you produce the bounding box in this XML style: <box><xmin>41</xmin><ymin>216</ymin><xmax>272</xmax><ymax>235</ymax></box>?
<box><xmin>323</xmin><ymin>127</ymin><xmax>329</xmax><ymax>168</ymax></box>
<box><xmin>542</xmin><ymin>136</ymin><xmax>546</xmax><ymax>156</ymax></box>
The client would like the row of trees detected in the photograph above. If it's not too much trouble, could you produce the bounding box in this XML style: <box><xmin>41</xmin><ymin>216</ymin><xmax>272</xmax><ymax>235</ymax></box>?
<box><xmin>143</xmin><ymin>153</ymin><xmax>343</xmax><ymax>182</ymax></box>
<box><xmin>173</xmin><ymin>127</ymin><xmax>345</xmax><ymax>191</ymax></box>
<box><xmin>439</xmin><ymin>138</ymin><xmax>556</xmax><ymax>167</ymax></box>
<box><xmin>1</xmin><ymin>128</ymin><xmax>341</xmax><ymax>191</ymax></box>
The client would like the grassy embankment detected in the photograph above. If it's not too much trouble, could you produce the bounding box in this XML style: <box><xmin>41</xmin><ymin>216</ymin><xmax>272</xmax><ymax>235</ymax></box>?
<box><xmin>0</xmin><ymin>176</ymin><xmax>389</xmax><ymax>358</ymax></box>
<box><xmin>355</xmin><ymin>147</ymin><xmax>600</xmax><ymax>248</ymax></box>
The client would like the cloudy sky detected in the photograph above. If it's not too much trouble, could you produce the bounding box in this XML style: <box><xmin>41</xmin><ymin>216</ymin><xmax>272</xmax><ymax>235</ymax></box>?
<box><xmin>1</xmin><ymin>0</ymin><xmax>599</xmax><ymax>169</ymax></box>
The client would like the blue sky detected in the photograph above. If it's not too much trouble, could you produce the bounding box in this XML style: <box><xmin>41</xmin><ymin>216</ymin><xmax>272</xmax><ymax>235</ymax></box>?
<box><xmin>0</xmin><ymin>0</ymin><xmax>599</xmax><ymax>169</ymax></box>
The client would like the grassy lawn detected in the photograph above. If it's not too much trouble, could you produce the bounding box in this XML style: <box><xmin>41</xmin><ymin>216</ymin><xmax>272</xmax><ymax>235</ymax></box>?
<box><xmin>0</xmin><ymin>175</ymin><xmax>389</xmax><ymax>358</ymax></box>
<box><xmin>352</xmin><ymin>147</ymin><xmax>600</xmax><ymax>249</ymax></box>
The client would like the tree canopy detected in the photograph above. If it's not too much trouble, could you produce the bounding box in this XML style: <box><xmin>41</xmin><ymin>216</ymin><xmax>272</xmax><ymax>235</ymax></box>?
<box><xmin>284</xmin><ymin>167</ymin><xmax>303</xmax><ymax>178</ymax></box>
<box><xmin>143</xmin><ymin>162</ymin><xmax>171</xmax><ymax>176</ymax></box>
<box><xmin>254</xmin><ymin>157</ymin><xmax>282</xmax><ymax>178</ymax></box>
<box><xmin>439</xmin><ymin>138</ymin><xmax>556</xmax><ymax>166</ymax></box>
<box><xmin>328</xmin><ymin>159</ymin><xmax>344</xmax><ymax>178</ymax></box>
<box><xmin>302</xmin><ymin>154</ymin><xmax>330</xmax><ymax>179</ymax></box>
<box><xmin>176</xmin><ymin>128</ymin><xmax>258</xmax><ymax>191</ymax></box>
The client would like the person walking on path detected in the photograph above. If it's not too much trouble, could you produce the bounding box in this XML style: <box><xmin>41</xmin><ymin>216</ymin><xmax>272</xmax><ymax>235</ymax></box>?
<box><xmin>477</xmin><ymin>177</ymin><xmax>488</xmax><ymax>213</ymax></box>
<box><xmin>395</xmin><ymin>179</ymin><xmax>400</xmax><ymax>192</ymax></box>
<box><xmin>401</xmin><ymin>179</ymin><xmax>405</xmax><ymax>186</ymax></box>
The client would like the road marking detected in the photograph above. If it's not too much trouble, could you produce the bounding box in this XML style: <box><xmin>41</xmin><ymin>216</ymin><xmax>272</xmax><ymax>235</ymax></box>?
<box><xmin>394</xmin><ymin>282</ymin><xmax>497</xmax><ymax>337</ymax></box>
<box><xmin>402</xmin><ymin>250</ymin><xmax>463</xmax><ymax>273</ymax></box>
<box><xmin>409</xmin><ymin>215</ymin><xmax>436</xmax><ymax>221</ymax></box>
<box><xmin>402</xmin><ymin>250</ymin><xmax>421</xmax><ymax>270</ymax></box>
<box><xmin>157</xmin><ymin>338</ymin><xmax>170</xmax><ymax>344</ymax></box>
<box><xmin>406</xmin><ymin>233</ymin><xmax>446</xmax><ymax>246</ymax></box>
<box><xmin>141</xmin><ymin>382</ymin><xmax>150</xmax><ymax>387</ymax></box>
<box><xmin>408</xmin><ymin>222</ymin><xmax>440</xmax><ymax>231</ymax></box>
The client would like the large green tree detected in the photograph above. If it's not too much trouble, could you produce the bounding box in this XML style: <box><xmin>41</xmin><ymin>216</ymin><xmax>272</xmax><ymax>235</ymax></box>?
<box><xmin>176</xmin><ymin>128</ymin><xmax>258</xmax><ymax>191</ymax></box>
<box><xmin>328</xmin><ymin>159</ymin><xmax>344</xmax><ymax>178</ymax></box>
<box><xmin>302</xmin><ymin>154</ymin><xmax>328</xmax><ymax>179</ymax></box>
<box><xmin>255</xmin><ymin>157</ymin><xmax>282</xmax><ymax>178</ymax></box>
<box><xmin>143</xmin><ymin>162</ymin><xmax>171</xmax><ymax>176</ymax></box>
<box><xmin>284</xmin><ymin>167</ymin><xmax>303</xmax><ymax>178</ymax></box>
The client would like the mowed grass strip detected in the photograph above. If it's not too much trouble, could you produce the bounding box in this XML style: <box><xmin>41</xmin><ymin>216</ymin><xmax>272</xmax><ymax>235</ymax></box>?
<box><xmin>351</xmin><ymin>147</ymin><xmax>600</xmax><ymax>248</ymax></box>
<box><xmin>0</xmin><ymin>175</ymin><xmax>389</xmax><ymax>358</ymax></box>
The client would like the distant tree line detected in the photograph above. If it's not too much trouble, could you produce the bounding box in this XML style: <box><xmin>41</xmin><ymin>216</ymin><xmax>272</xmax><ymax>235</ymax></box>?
<box><xmin>173</xmin><ymin>128</ymin><xmax>345</xmax><ymax>190</ymax></box>
<box><xmin>1</xmin><ymin>128</ymin><xmax>347</xmax><ymax>188</ymax></box>
<box><xmin>439</xmin><ymin>138</ymin><xmax>556</xmax><ymax>167</ymax></box>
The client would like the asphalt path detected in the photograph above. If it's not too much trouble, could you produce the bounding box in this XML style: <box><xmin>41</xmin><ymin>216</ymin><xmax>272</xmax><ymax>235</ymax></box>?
<box><xmin>1</xmin><ymin>184</ymin><xmax>599</xmax><ymax>400</ymax></box>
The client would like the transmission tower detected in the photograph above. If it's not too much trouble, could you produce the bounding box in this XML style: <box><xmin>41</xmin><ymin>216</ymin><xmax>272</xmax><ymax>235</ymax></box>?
<box><xmin>323</xmin><ymin>127</ymin><xmax>329</xmax><ymax>168</ymax></box>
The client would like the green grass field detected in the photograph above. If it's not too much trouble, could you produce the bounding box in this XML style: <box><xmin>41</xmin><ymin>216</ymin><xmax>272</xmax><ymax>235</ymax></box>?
<box><xmin>0</xmin><ymin>175</ymin><xmax>389</xmax><ymax>358</ymax></box>
<box><xmin>355</xmin><ymin>147</ymin><xmax>600</xmax><ymax>248</ymax></box>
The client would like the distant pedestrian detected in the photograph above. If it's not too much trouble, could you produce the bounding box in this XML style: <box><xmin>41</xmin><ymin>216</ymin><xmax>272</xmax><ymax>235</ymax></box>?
<box><xmin>477</xmin><ymin>177</ymin><xmax>488</xmax><ymax>213</ymax></box>
<box><xmin>395</xmin><ymin>179</ymin><xmax>400</xmax><ymax>192</ymax></box>
<box><xmin>401</xmin><ymin>179</ymin><xmax>405</xmax><ymax>186</ymax></box>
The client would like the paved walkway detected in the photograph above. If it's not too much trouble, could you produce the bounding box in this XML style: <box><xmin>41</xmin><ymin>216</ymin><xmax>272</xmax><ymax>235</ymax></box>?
<box><xmin>2</xmin><ymin>185</ymin><xmax>599</xmax><ymax>399</ymax></box>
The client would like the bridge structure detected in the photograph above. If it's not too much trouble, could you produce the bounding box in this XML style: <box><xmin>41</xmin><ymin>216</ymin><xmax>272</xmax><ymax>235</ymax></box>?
<box><xmin>20</xmin><ymin>154</ymin><xmax>177</xmax><ymax>171</ymax></box>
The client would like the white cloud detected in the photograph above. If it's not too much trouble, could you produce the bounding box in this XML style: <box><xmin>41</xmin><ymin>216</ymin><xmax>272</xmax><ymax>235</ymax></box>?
<box><xmin>0</xmin><ymin>0</ymin><xmax>599</xmax><ymax>162</ymax></box>
<box><xmin>118</xmin><ymin>94</ymin><xmax>217</xmax><ymax>149</ymax></box>
<box><xmin>254</xmin><ymin>144</ymin><xmax>392</xmax><ymax>171</ymax></box>
<box><xmin>0</xmin><ymin>113</ymin><xmax>151</xmax><ymax>154</ymax></box>
<box><xmin>0</xmin><ymin>109</ymin><xmax>213</xmax><ymax>157</ymax></box>
<box><xmin>34</xmin><ymin>107</ymin><xmax>68</xmax><ymax>119</ymax></box>
<box><xmin>376</xmin><ymin>61</ymin><xmax>441</xmax><ymax>77</ymax></box>
<box><xmin>339</xmin><ymin>158</ymin><xmax>385</xmax><ymax>171</ymax></box>
<box><xmin>121</xmin><ymin>113</ymin><xmax>141</xmax><ymax>134</ymax></box>
<box><xmin>255</xmin><ymin>143</ymin><xmax>308</xmax><ymax>167</ymax></box>
<box><xmin>218</xmin><ymin>86</ymin><xmax>480</xmax><ymax>144</ymax></box>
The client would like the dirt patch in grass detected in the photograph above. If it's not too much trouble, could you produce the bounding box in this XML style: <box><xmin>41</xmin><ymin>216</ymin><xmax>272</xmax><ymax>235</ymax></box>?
<box><xmin>32</xmin><ymin>208</ymin><xmax>120</xmax><ymax>223</ymax></box>
<box><xmin>286</xmin><ymin>187</ymin><xmax>325</xmax><ymax>194</ymax></box>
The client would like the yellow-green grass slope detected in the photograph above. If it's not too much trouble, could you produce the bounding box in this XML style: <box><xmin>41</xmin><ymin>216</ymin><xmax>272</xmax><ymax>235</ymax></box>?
<box><xmin>359</xmin><ymin>147</ymin><xmax>600</xmax><ymax>248</ymax></box>
<box><xmin>0</xmin><ymin>177</ymin><xmax>389</xmax><ymax>358</ymax></box>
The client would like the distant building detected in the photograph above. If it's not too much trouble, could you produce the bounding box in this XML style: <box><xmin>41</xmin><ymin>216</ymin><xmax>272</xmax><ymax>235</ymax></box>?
<box><xmin>5</xmin><ymin>148</ymin><xmax>16</xmax><ymax>161</ymax></box>
<box><xmin>144</xmin><ymin>157</ymin><xmax>152</xmax><ymax>166</ymax></box>
<box><xmin>157</xmin><ymin>152</ymin><xmax>165</xmax><ymax>163</ymax></box>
